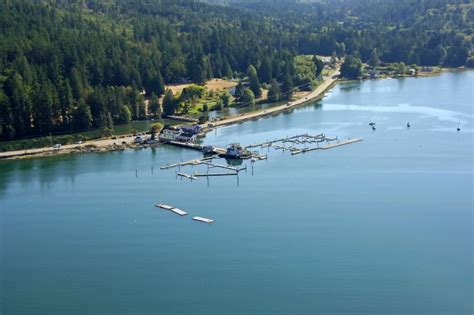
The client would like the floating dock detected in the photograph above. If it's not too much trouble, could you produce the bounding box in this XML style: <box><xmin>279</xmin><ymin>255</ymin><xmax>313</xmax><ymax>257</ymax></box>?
<box><xmin>177</xmin><ymin>172</ymin><xmax>198</xmax><ymax>180</ymax></box>
<box><xmin>192</xmin><ymin>216</ymin><xmax>214</xmax><ymax>224</ymax></box>
<box><xmin>155</xmin><ymin>203</ymin><xmax>188</xmax><ymax>216</ymax></box>
<box><xmin>171</xmin><ymin>208</ymin><xmax>188</xmax><ymax>216</ymax></box>
<box><xmin>155</xmin><ymin>203</ymin><xmax>174</xmax><ymax>210</ymax></box>
<box><xmin>161</xmin><ymin>133</ymin><xmax>363</xmax><ymax>183</ymax></box>
<box><xmin>194</xmin><ymin>172</ymin><xmax>238</xmax><ymax>177</ymax></box>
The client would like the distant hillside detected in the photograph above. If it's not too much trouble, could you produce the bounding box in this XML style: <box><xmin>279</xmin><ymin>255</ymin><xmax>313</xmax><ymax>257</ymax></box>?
<box><xmin>1</xmin><ymin>0</ymin><xmax>472</xmax><ymax>140</ymax></box>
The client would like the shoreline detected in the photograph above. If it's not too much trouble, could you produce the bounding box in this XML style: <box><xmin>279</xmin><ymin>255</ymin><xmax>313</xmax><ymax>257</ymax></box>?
<box><xmin>1</xmin><ymin>65</ymin><xmax>467</xmax><ymax>161</ymax></box>
<box><xmin>202</xmin><ymin>65</ymin><xmax>341</xmax><ymax>130</ymax></box>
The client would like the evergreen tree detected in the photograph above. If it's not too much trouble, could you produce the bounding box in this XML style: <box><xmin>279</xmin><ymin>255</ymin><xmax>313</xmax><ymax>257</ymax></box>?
<box><xmin>70</xmin><ymin>67</ymin><xmax>85</xmax><ymax>100</ymax></box>
<box><xmin>0</xmin><ymin>90</ymin><xmax>15</xmax><ymax>138</ymax></box>
<box><xmin>4</xmin><ymin>73</ymin><xmax>31</xmax><ymax>136</ymax></box>
<box><xmin>259</xmin><ymin>58</ymin><xmax>272</xmax><ymax>83</ymax></box>
<box><xmin>235</xmin><ymin>81</ymin><xmax>245</xmax><ymax>100</ymax></box>
<box><xmin>247</xmin><ymin>65</ymin><xmax>262</xmax><ymax>98</ymax></box>
<box><xmin>268</xmin><ymin>79</ymin><xmax>281</xmax><ymax>103</ymax></box>
<box><xmin>281</xmin><ymin>72</ymin><xmax>294</xmax><ymax>100</ymax></box>
<box><xmin>368</xmin><ymin>49</ymin><xmax>381</xmax><ymax>68</ymax></box>
<box><xmin>145</xmin><ymin>71</ymin><xmax>165</xmax><ymax>97</ymax></box>
<box><xmin>312</xmin><ymin>56</ymin><xmax>324</xmax><ymax>78</ymax></box>
<box><xmin>118</xmin><ymin>105</ymin><xmax>132</xmax><ymax>124</ymax></box>
<box><xmin>240</xmin><ymin>88</ymin><xmax>255</xmax><ymax>107</ymax></box>
<box><xmin>340</xmin><ymin>55</ymin><xmax>363</xmax><ymax>79</ymax></box>
<box><xmin>162</xmin><ymin>89</ymin><xmax>177</xmax><ymax>116</ymax></box>
<box><xmin>73</xmin><ymin>100</ymin><xmax>93</xmax><ymax>130</ymax></box>
<box><xmin>149</xmin><ymin>93</ymin><xmax>162</xmax><ymax>119</ymax></box>
<box><xmin>32</xmin><ymin>82</ymin><xmax>53</xmax><ymax>134</ymax></box>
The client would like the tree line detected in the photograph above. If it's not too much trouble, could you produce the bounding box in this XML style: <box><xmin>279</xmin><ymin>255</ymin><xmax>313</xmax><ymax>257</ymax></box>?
<box><xmin>0</xmin><ymin>0</ymin><xmax>472</xmax><ymax>140</ymax></box>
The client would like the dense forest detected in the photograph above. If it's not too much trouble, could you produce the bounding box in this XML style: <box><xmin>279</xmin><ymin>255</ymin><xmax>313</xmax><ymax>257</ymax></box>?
<box><xmin>0</xmin><ymin>0</ymin><xmax>473</xmax><ymax>140</ymax></box>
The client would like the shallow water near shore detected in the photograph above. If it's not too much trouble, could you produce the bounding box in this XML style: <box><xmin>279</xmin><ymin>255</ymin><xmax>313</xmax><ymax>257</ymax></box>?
<box><xmin>1</xmin><ymin>71</ymin><xmax>473</xmax><ymax>314</ymax></box>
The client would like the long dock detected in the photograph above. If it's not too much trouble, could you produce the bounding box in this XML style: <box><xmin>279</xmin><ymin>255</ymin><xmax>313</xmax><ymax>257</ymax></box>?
<box><xmin>177</xmin><ymin>172</ymin><xmax>198</xmax><ymax>180</ymax></box>
<box><xmin>291</xmin><ymin>138</ymin><xmax>363</xmax><ymax>155</ymax></box>
<box><xmin>320</xmin><ymin>137</ymin><xmax>362</xmax><ymax>149</ymax></box>
<box><xmin>167</xmin><ymin>141</ymin><xmax>203</xmax><ymax>151</ymax></box>
<box><xmin>160</xmin><ymin>133</ymin><xmax>363</xmax><ymax>183</ymax></box>
<box><xmin>194</xmin><ymin>172</ymin><xmax>238</xmax><ymax>177</ymax></box>
<box><xmin>203</xmin><ymin>162</ymin><xmax>246</xmax><ymax>172</ymax></box>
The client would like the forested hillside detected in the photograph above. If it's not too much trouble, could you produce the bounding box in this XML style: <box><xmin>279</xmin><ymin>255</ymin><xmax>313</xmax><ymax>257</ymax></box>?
<box><xmin>1</xmin><ymin>0</ymin><xmax>472</xmax><ymax>140</ymax></box>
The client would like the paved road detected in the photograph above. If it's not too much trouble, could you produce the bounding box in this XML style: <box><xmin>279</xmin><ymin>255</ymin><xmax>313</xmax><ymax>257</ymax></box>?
<box><xmin>207</xmin><ymin>65</ymin><xmax>340</xmax><ymax>128</ymax></box>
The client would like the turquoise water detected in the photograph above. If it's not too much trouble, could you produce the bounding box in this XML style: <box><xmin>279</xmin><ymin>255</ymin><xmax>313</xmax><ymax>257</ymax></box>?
<box><xmin>1</xmin><ymin>72</ymin><xmax>473</xmax><ymax>314</ymax></box>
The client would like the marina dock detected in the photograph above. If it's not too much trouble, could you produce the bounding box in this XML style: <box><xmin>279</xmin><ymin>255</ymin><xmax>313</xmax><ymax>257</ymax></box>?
<box><xmin>194</xmin><ymin>172</ymin><xmax>238</xmax><ymax>177</ymax></box>
<box><xmin>160</xmin><ymin>133</ymin><xmax>363</xmax><ymax>182</ymax></box>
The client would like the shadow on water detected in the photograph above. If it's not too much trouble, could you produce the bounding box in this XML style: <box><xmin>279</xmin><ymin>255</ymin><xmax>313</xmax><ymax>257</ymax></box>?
<box><xmin>225</xmin><ymin>158</ymin><xmax>244</xmax><ymax>166</ymax></box>
<box><xmin>339</xmin><ymin>82</ymin><xmax>362</xmax><ymax>92</ymax></box>
<box><xmin>0</xmin><ymin>150</ymin><xmax>134</xmax><ymax>197</ymax></box>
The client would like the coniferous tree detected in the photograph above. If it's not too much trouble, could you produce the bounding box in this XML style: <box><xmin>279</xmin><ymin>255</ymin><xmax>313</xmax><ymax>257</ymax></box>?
<box><xmin>149</xmin><ymin>93</ymin><xmax>162</xmax><ymax>119</ymax></box>
<box><xmin>268</xmin><ymin>79</ymin><xmax>281</xmax><ymax>103</ymax></box>
<box><xmin>259</xmin><ymin>58</ymin><xmax>272</xmax><ymax>83</ymax></box>
<box><xmin>282</xmin><ymin>72</ymin><xmax>294</xmax><ymax>100</ymax></box>
<box><xmin>312</xmin><ymin>56</ymin><xmax>324</xmax><ymax>78</ymax></box>
<box><xmin>368</xmin><ymin>49</ymin><xmax>381</xmax><ymax>68</ymax></box>
<box><xmin>73</xmin><ymin>100</ymin><xmax>93</xmax><ymax>130</ymax></box>
<box><xmin>240</xmin><ymin>88</ymin><xmax>255</xmax><ymax>107</ymax></box>
<box><xmin>247</xmin><ymin>65</ymin><xmax>262</xmax><ymax>98</ymax></box>
<box><xmin>162</xmin><ymin>89</ymin><xmax>177</xmax><ymax>116</ymax></box>
<box><xmin>340</xmin><ymin>55</ymin><xmax>363</xmax><ymax>79</ymax></box>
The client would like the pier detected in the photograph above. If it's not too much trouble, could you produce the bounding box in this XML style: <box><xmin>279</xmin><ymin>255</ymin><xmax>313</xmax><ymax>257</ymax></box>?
<box><xmin>160</xmin><ymin>133</ymin><xmax>363</xmax><ymax>183</ymax></box>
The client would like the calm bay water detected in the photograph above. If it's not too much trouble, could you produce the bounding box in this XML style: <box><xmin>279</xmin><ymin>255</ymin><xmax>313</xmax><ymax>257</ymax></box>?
<box><xmin>1</xmin><ymin>71</ymin><xmax>473</xmax><ymax>314</ymax></box>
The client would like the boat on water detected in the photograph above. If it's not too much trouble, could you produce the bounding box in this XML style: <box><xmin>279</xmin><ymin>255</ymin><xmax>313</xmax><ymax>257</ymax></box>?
<box><xmin>219</xmin><ymin>143</ymin><xmax>252</xmax><ymax>159</ymax></box>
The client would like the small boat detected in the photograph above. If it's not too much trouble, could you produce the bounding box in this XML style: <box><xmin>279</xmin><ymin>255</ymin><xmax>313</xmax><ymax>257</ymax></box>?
<box><xmin>457</xmin><ymin>118</ymin><xmax>461</xmax><ymax>132</ymax></box>
<box><xmin>369</xmin><ymin>122</ymin><xmax>376</xmax><ymax>126</ymax></box>
<box><xmin>192</xmin><ymin>216</ymin><xmax>214</xmax><ymax>224</ymax></box>
<box><xmin>407</xmin><ymin>122</ymin><xmax>411</xmax><ymax>128</ymax></box>
<box><xmin>372</xmin><ymin>125</ymin><xmax>376</xmax><ymax>130</ymax></box>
